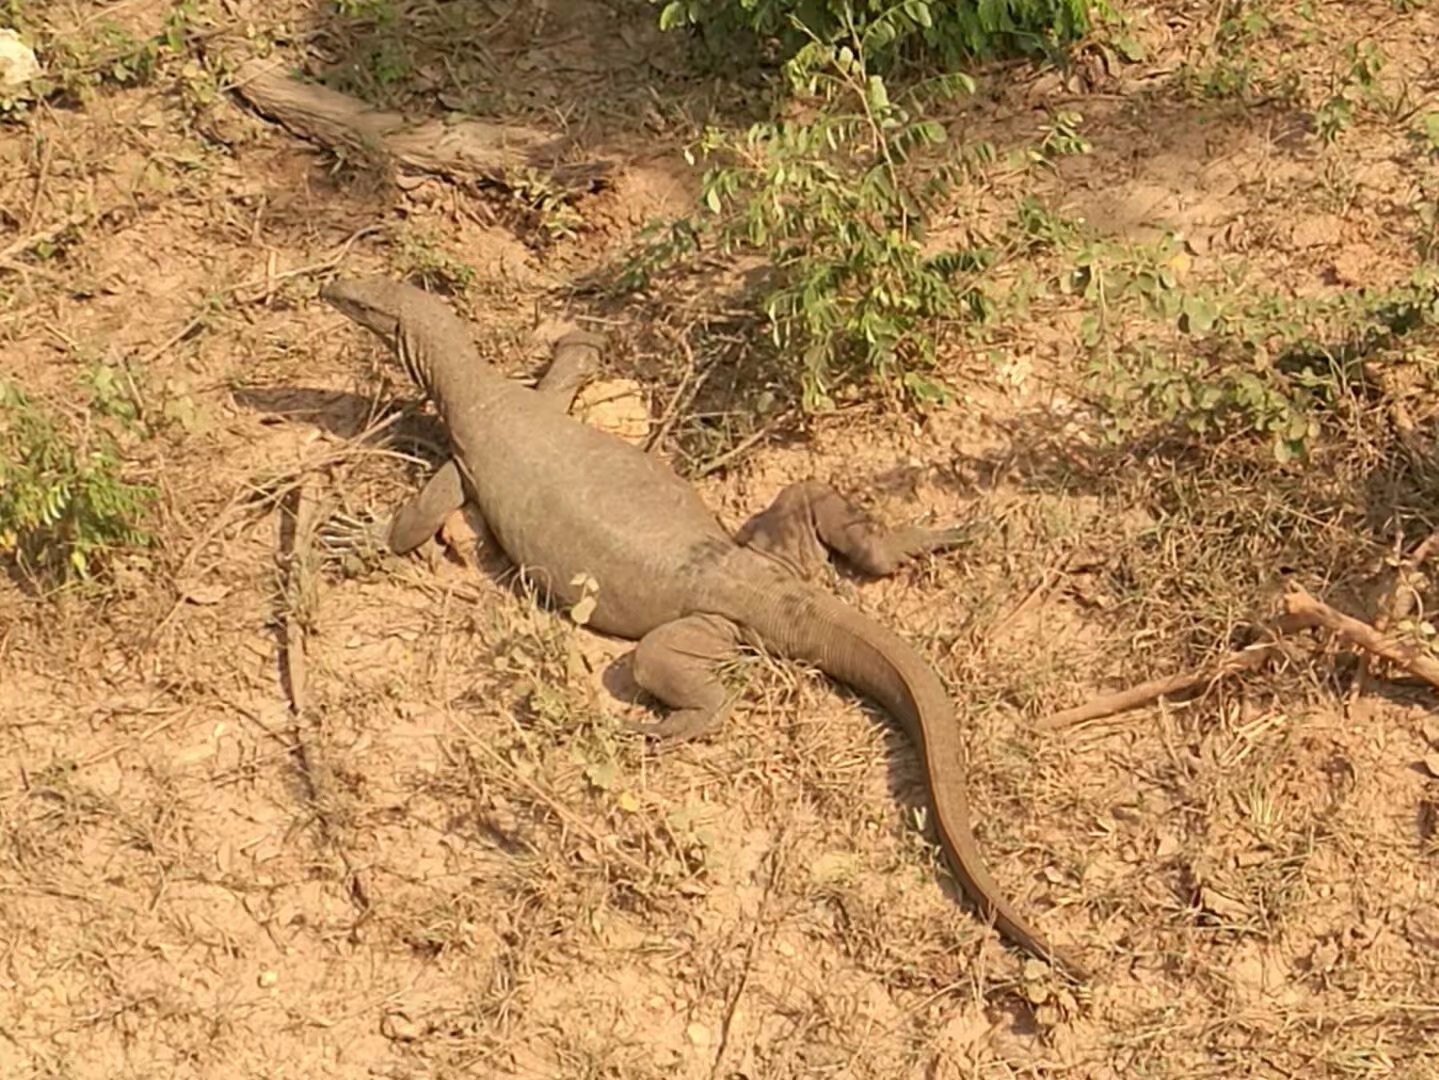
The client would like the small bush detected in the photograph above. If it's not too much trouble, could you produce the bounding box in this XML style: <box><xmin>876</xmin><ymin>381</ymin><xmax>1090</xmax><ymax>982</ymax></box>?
<box><xmin>625</xmin><ymin>1</ymin><xmax>1098</xmax><ymax>410</ymax></box>
<box><xmin>656</xmin><ymin>0</ymin><xmax>1095</xmax><ymax>73</ymax></box>
<box><xmin>624</xmin><ymin>21</ymin><xmax>1005</xmax><ymax>409</ymax></box>
<box><xmin>0</xmin><ymin>380</ymin><xmax>155</xmax><ymax>581</ymax></box>
<box><xmin>1091</xmin><ymin>270</ymin><xmax>1439</xmax><ymax>461</ymax></box>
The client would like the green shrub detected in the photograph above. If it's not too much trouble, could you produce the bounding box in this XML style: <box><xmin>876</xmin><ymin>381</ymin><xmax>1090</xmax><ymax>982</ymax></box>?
<box><xmin>1091</xmin><ymin>270</ymin><xmax>1439</xmax><ymax>462</ymax></box>
<box><xmin>622</xmin><ymin>31</ymin><xmax>994</xmax><ymax>409</ymax></box>
<box><xmin>656</xmin><ymin>0</ymin><xmax>1095</xmax><ymax>72</ymax></box>
<box><xmin>626</xmin><ymin>0</ymin><xmax>1100</xmax><ymax>410</ymax></box>
<box><xmin>0</xmin><ymin>380</ymin><xmax>155</xmax><ymax>581</ymax></box>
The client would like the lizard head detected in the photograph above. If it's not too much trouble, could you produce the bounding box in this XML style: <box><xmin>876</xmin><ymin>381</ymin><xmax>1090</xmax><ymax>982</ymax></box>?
<box><xmin>319</xmin><ymin>277</ymin><xmax>407</xmax><ymax>343</ymax></box>
<box><xmin>322</xmin><ymin>276</ymin><xmax>483</xmax><ymax>392</ymax></box>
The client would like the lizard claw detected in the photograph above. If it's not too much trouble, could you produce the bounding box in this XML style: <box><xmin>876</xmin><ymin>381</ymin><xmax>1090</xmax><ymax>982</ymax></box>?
<box><xmin>316</xmin><ymin>508</ymin><xmax>391</xmax><ymax>572</ymax></box>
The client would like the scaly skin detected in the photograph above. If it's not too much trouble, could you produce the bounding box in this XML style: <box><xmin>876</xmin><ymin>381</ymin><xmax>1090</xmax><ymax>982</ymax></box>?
<box><xmin>320</xmin><ymin>276</ymin><xmax>1087</xmax><ymax>979</ymax></box>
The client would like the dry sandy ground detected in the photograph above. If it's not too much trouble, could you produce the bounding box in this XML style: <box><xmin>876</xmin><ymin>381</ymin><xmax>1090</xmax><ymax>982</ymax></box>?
<box><xmin>2</xmin><ymin>0</ymin><xmax>1439</xmax><ymax>1076</ymax></box>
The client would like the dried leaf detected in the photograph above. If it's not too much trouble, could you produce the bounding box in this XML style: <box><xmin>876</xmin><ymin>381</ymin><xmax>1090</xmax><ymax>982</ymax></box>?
<box><xmin>570</xmin><ymin>594</ymin><xmax>597</xmax><ymax>626</ymax></box>
<box><xmin>1201</xmin><ymin>885</ymin><xmax>1250</xmax><ymax>921</ymax></box>
<box><xmin>181</xmin><ymin>581</ymin><xmax>231</xmax><ymax>605</ymax></box>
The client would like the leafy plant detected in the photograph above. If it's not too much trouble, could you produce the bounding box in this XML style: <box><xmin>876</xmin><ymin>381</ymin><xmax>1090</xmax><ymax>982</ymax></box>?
<box><xmin>508</xmin><ymin>168</ymin><xmax>586</xmax><ymax>245</ymax></box>
<box><xmin>625</xmin><ymin>13</ymin><xmax>1007</xmax><ymax>409</ymax></box>
<box><xmin>0</xmin><ymin>380</ymin><xmax>155</xmax><ymax>581</ymax></box>
<box><xmin>655</xmin><ymin>0</ymin><xmax>1096</xmax><ymax>72</ymax></box>
<box><xmin>394</xmin><ymin>227</ymin><xmax>478</xmax><ymax>296</ymax></box>
<box><xmin>1090</xmin><ymin>270</ymin><xmax>1439</xmax><ymax>461</ymax></box>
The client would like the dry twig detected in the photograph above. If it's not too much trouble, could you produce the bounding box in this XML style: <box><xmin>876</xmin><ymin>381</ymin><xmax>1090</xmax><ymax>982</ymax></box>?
<box><xmin>1034</xmin><ymin>642</ymin><xmax>1283</xmax><ymax>731</ymax></box>
<box><xmin>1038</xmin><ymin>577</ymin><xmax>1439</xmax><ymax>733</ymax></box>
<box><xmin>279</xmin><ymin>481</ymin><xmax>373</xmax><ymax>915</ymax></box>
<box><xmin>1282</xmin><ymin>584</ymin><xmax>1439</xmax><ymax>689</ymax></box>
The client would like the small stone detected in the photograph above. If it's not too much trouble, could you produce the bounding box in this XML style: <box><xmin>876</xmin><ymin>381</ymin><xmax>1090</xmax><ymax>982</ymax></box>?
<box><xmin>381</xmin><ymin>1009</ymin><xmax>424</xmax><ymax>1042</ymax></box>
<box><xmin>0</xmin><ymin>30</ymin><xmax>40</xmax><ymax>90</ymax></box>
<box><xmin>685</xmin><ymin>1021</ymin><xmax>711</xmax><ymax>1047</ymax></box>
<box><xmin>576</xmin><ymin>380</ymin><xmax>650</xmax><ymax>445</ymax></box>
<box><xmin>257</xmin><ymin>969</ymin><xmax>278</xmax><ymax>988</ymax></box>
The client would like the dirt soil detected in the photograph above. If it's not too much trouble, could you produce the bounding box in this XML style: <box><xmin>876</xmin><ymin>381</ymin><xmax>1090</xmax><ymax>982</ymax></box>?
<box><xmin>3</xmin><ymin>1</ymin><xmax>1439</xmax><ymax>1077</ymax></box>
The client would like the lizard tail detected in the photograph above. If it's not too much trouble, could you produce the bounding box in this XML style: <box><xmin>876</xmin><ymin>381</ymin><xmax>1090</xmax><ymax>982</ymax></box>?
<box><xmin>736</xmin><ymin>581</ymin><xmax>1088</xmax><ymax>980</ymax></box>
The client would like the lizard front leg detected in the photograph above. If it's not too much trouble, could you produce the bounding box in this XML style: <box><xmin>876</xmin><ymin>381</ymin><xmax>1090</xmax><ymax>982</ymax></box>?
<box><xmin>535</xmin><ymin>329</ymin><xmax>604</xmax><ymax>411</ymax></box>
<box><xmin>627</xmin><ymin>614</ymin><xmax>743</xmax><ymax>742</ymax></box>
<box><xmin>736</xmin><ymin>480</ymin><xmax>970</xmax><ymax>580</ymax></box>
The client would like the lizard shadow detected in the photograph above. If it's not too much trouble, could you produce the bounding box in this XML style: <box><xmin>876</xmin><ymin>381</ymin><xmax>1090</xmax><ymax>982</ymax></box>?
<box><xmin>231</xmin><ymin>385</ymin><xmax>449</xmax><ymax>450</ymax></box>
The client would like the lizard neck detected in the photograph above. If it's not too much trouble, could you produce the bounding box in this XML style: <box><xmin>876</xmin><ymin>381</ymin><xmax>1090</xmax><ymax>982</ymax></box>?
<box><xmin>398</xmin><ymin>320</ymin><xmax>510</xmax><ymax>415</ymax></box>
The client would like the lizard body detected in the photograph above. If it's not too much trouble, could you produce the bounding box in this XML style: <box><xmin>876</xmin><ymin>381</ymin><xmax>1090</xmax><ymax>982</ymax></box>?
<box><xmin>321</xmin><ymin>276</ymin><xmax>1086</xmax><ymax>979</ymax></box>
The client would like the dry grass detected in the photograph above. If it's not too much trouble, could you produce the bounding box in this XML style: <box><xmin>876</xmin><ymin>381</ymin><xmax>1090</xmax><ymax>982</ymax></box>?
<box><xmin>4</xmin><ymin>0</ymin><xmax>1439</xmax><ymax>1077</ymax></box>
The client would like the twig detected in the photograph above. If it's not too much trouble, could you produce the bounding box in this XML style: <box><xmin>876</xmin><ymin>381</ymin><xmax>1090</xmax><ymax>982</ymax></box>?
<box><xmin>1039</xmin><ymin>564</ymin><xmax>1439</xmax><ymax>732</ymax></box>
<box><xmin>231</xmin><ymin>224</ymin><xmax>384</xmax><ymax>304</ymax></box>
<box><xmin>1034</xmin><ymin>641</ymin><xmax>1282</xmax><ymax>731</ymax></box>
<box><xmin>24</xmin><ymin>132</ymin><xmax>52</xmax><ymax>234</ymax></box>
<box><xmin>1283</xmin><ymin>584</ymin><xmax>1439</xmax><ymax>689</ymax></box>
<box><xmin>279</xmin><ymin>482</ymin><xmax>314</xmax><ymax>718</ymax></box>
<box><xmin>692</xmin><ymin>415</ymin><xmax>790</xmax><ymax>479</ymax></box>
<box><xmin>279</xmin><ymin>481</ymin><xmax>373</xmax><ymax>915</ymax></box>
<box><xmin>708</xmin><ymin>836</ymin><xmax>786</xmax><ymax>1080</ymax></box>
<box><xmin>0</xmin><ymin>212</ymin><xmax>88</xmax><ymax>261</ymax></box>
<box><xmin>644</xmin><ymin>328</ymin><xmax>709</xmax><ymax>453</ymax></box>
<box><xmin>149</xmin><ymin>409</ymin><xmax>408</xmax><ymax>649</ymax></box>
<box><xmin>1353</xmin><ymin>530</ymin><xmax>1414</xmax><ymax>703</ymax></box>
<box><xmin>127</xmin><ymin>225</ymin><xmax>383</xmax><ymax>370</ymax></box>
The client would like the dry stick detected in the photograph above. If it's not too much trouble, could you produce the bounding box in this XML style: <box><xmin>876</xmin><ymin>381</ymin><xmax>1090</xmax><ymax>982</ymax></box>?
<box><xmin>279</xmin><ymin>481</ymin><xmax>373</xmax><ymax>915</ymax></box>
<box><xmin>708</xmin><ymin>837</ymin><xmax>787</xmax><ymax>1080</ymax></box>
<box><xmin>0</xmin><ymin>211</ymin><xmax>89</xmax><ymax>261</ymax></box>
<box><xmin>24</xmin><ymin>132</ymin><xmax>53</xmax><ymax>234</ymax></box>
<box><xmin>1282</xmin><ymin>585</ymin><xmax>1439</xmax><ymax>690</ymax></box>
<box><xmin>693</xmin><ymin>415</ymin><xmax>790</xmax><ymax>479</ymax></box>
<box><xmin>228</xmin><ymin>59</ymin><xmax>607</xmax><ymax>191</ymax></box>
<box><xmin>1353</xmin><ymin>531</ymin><xmax>1413</xmax><ymax>705</ymax></box>
<box><xmin>138</xmin><ymin>226</ymin><xmax>383</xmax><ymax>360</ymax></box>
<box><xmin>1033</xmin><ymin>641</ymin><xmax>1283</xmax><ymax>732</ymax></box>
<box><xmin>1039</xmin><ymin>580</ymin><xmax>1439</xmax><ymax>733</ymax></box>
<box><xmin>644</xmin><ymin>330</ymin><xmax>710</xmax><ymax>454</ymax></box>
<box><xmin>146</xmin><ymin>410</ymin><xmax>409</xmax><ymax>649</ymax></box>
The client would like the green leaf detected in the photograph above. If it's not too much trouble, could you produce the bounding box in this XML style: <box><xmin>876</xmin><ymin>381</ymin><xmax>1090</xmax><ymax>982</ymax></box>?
<box><xmin>866</xmin><ymin>75</ymin><xmax>889</xmax><ymax>114</ymax></box>
<box><xmin>657</xmin><ymin>1</ymin><xmax>687</xmax><ymax>31</ymax></box>
<box><xmin>1180</xmin><ymin>294</ymin><xmax>1220</xmax><ymax>335</ymax></box>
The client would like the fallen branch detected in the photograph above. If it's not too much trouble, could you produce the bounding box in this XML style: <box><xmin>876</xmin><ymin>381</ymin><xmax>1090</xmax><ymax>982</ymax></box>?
<box><xmin>1354</xmin><ymin>529</ymin><xmax>1438</xmax><ymax>698</ymax></box>
<box><xmin>1282</xmin><ymin>584</ymin><xmax>1439</xmax><ymax>689</ymax></box>
<box><xmin>1033</xmin><ymin>642</ymin><xmax>1282</xmax><ymax>731</ymax></box>
<box><xmin>229</xmin><ymin>58</ymin><xmax>608</xmax><ymax>192</ymax></box>
<box><xmin>1037</xmin><ymin>580</ymin><xmax>1439</xmax><ymax>732</ymax></box>
<box><xmin>279</xmin><ymin>482</ymin><xmax>373</xmax><ymax>915</ymax></box>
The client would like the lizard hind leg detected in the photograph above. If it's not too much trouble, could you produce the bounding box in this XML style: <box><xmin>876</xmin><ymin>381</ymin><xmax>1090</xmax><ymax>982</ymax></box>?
<box><xmin>628</xmin><ymin>614</ymin><xmax>743</xmax><ymax>742</ymax></box>
<box><xmin>737</xmin><ymin>479</ymin><xmax>968</xmax><ymax>579</ymax></box>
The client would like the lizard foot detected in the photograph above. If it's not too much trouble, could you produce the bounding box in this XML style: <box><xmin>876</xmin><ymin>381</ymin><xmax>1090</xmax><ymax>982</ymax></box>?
<box><xmin>624</xmin><ymin>708</ymin><xmax>726</xmax><ymax>744</ymax></box>
<box><xmin>316</xmin><ymin>508</ymin><xmax>392</xmax><ymax>574</ymax></box>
